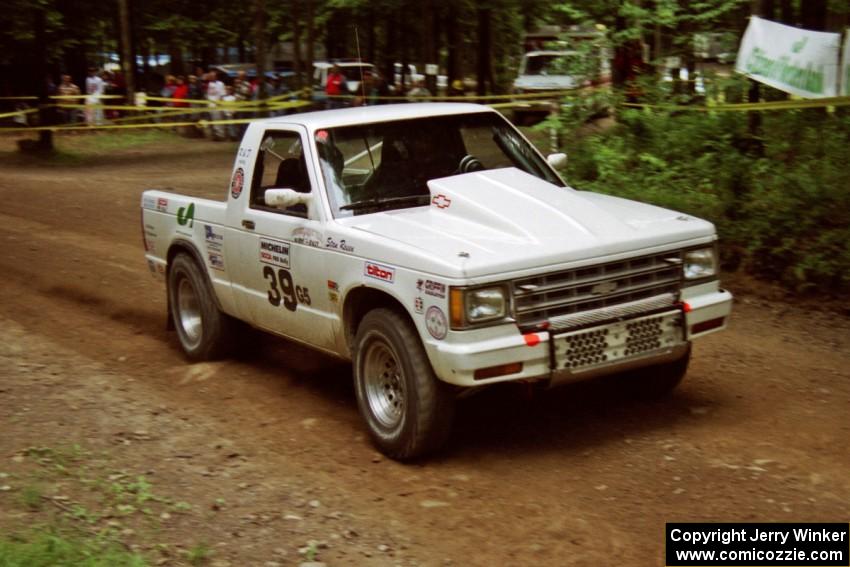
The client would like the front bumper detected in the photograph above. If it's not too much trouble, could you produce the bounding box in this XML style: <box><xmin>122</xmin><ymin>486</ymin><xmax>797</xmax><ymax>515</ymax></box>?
<box><xmin>426</xmin><ymin>285</ymin><xmax>732</xmax><ymax>387</ymax></box>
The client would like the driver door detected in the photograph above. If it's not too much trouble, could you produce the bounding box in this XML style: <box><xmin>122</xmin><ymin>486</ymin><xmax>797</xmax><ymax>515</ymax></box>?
<box><xmin>229</xmin><ymin>128</ymin><xmax>336</xmax><ymax>350</ymax></box>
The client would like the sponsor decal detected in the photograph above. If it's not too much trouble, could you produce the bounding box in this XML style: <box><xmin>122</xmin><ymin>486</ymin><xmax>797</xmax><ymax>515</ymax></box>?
<box><xmin>414</xmin><ymin>297</ymin><xmax>424</xmax><ymax>314</ymax></box>
<box><xmin>432</xmin><ymin>194</ymin><xmax>451</xmax><ymax>209</ymax></box>
<box><xmin>327</xmin><ymin>280</ymin><xmax>340</xmax><ymax>303</ymax></box>
<box><xmin>204</xmin><ymin>224</ymin><xmax>224</xmax><ymax>251</ymax></box>
<box><xmin>364</xmin><ymin>262</ymin><xmax>395</xmax><ymax>283</ymax></box>
<box><xmin>208</xmin><ymin>252</ymin><xmax>225</xmax><ymax>271</ymax></box>
<box><xmin>292</xmin><ymin>227</ymin><xmax>322</xmax><ymax>248</ymax></box>
<box><xmin>325</xmin><ymin>237</ymin><xmax>355</xmax><ymax>253</ymax></box>
<box><xmin>142</xmin><ymin>196</ymin><xmax>156</xmax><ymax>210</ymax></box>
<box><xmin>177</xmin><ymin>202</ymin><xmax>194</xmax><ymax>227</ymax></box>
<box><xmin>417</xmin><ymin>278</ymin><xmax>446</xmax><ymax>299</ymax></box>
<box><xmin>425</xmin><ymin>306</ymin><xmax>448</xmax><ymax>340</ymax></box>
<box><xmin>230</xmin><ymin>167</ymin><xmax>245</xmax><ymax>199</ymax></box>
<box><xmin>144</xmin><ymin>224</ymin><xmax>157</xmax><ymax>252</ymax></box>
<box><xmin>156</xmin><ymin>197</ymin><xmax>168</xmax><ymax>212</ymax></box>
<box><xmin>259</xmin><ymin>237</ymin><xmax>291</xmax><ymax>268</ymax></box>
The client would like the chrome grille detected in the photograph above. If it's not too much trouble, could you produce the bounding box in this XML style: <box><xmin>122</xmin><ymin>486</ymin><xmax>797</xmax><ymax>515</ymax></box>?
<box><xmin>513</xmin><ymin>251</ymin><xmax>682</xmax><ymax>327</ymax></box>
<box><xmin>554</xmin><ymin>310</ymin><xmax>683</xmax><ymax>372</ymax></box>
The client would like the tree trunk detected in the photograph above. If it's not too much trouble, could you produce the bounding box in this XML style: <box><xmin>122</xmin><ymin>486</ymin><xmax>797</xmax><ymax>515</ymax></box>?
<box><xmin>306</xmin><ymin>0</ymin><xmax>315</xmax><ymax>87</ymax></box>
<box><xmin>779</xmin><ymin>0</ymin><xmax>794</xmax><ymax>24</ymax></box>
<box><xmin>800</xmin><ymin>0</ymin><xmax>827</xmax><ymax>30</ymax></box>
<box><xmin>367</xmin><ymin>8</ymin><xmax>376</xmax><ymax>63</ymax></box>
<box><xmin>118</xmin><ymin>0</ymin><xmax>135</xmax><ymax>105</ymax></box>
<box><xmin>475</xmin><ymin>7</ymin><xmax>492</xmax><ymax>95</ymax></box>
<box><xmin>24</xmin><ymin>6</ymin><xmax>53</xmax><ymax>152</ymax></box>
<box><xmin>384</xmin><ymin>10</ymin><xmax>397</xmax><ymax>84</ymax></box>
<box><xmin>255</xmin><ymin>0</ymin><xmax>267</xmax><ymax>101</ymax></box>
<box><xmin>292</xmin><ymin>0</ymin><xmax>303</xmax><ymax>89</ymax></box>
<box><xmin>446</xmin><ymin>6</ymin><xmax>459</xmax><ymax>88</ymax></box>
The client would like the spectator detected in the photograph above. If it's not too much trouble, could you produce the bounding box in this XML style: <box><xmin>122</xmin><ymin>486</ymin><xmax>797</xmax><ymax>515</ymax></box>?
<box><xmin>206</xmin><ymin>71</ymin><xmax>227</xmax><ymax>141</ymax></box>
<box><xmin>235</xmin><ymin>70</ymin><xmax>252</xmax><ymax>101</ymax></box>
<box><xmin>187</xmin><ymin>75</ymin><xmax>204</xmax><ymax>100</ymax></box>
<box><xmin>161</xmin><ymin>75</ymin><xmax>177</xmax><ymax>106</ymax></box>
<box><xmin>222</xmin><ymin>84</ymin><xmax>240</xmax><ymax>141</ymax></box>
<box><xmin>57</xmin><ymin>74</ymin><xmax>81</xmax><ymax>123</ymax></box>
<box><xmin>325</xmin><ymin>64</ymin><xmax>346</xmax><ymax>109</ymax></box>
<box><xmin>85</xmin><ymin>67</ymin><xmax>105</xmax><ymax>125</ymax></box>
<box><xmin>406</xmin><ymin>78</ymin><xmax>432</xmax><ymax>100</ymax></box>
<box><xmin>172</xmin><ymin>76</ymin><xmax>189</xmax><ymax>108</ymax></box>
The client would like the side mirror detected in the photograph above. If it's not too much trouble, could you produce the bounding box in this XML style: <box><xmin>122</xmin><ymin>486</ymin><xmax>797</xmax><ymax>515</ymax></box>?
<box><xmin>547</xmin><ymin>152</ymin><xmax>567</xmax><ymax>169</ymax></box>
<box><xmin>264</xmin><ymin>188</ymin><xmax>312</xmax><ymax>209</ymax></box>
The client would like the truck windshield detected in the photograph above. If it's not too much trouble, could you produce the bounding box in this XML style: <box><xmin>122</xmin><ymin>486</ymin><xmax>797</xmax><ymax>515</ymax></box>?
<box><xmin>315</xmin><ymin>112</ymin><xmax>564</xmax><ymax>217</ymax></box>
<box><xmin>524</xmin><ymin>54</ymin><xmax>576</xmax><ymax>76</ymax></box>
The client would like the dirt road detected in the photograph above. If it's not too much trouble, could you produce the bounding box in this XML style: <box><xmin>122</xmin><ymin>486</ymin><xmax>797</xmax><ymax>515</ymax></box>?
<box><xmin>1</xmin><ymin>133</ymin><xmax>848</xmax><ymax>566</ymax></box>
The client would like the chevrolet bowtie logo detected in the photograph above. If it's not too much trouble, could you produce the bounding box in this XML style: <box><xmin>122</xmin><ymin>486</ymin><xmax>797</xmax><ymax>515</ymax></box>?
<box><xmin>591</xmin><ymin>281</ymin><xmax>618</xmax><ymax>295</ymax></box>
<box><xmin>432</xmin><ymin>194</ymin><xmax>451</xmax><ymax>209</ymax></box>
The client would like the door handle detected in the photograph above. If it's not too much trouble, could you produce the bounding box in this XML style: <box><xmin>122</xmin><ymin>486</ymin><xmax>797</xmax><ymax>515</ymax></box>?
<box><xmin>242</xmin><ymin>219</ymin><xmax>255</xmax><ymax>230</ymax></box>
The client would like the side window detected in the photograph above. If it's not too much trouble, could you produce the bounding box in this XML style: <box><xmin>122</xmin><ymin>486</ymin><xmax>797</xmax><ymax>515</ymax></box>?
<box><xmin>250</xmin><ymin>131</ymin><xmax>310</xmax><ymax>218</ymax></box>
<box><xmin>459</xmin><ymin>124</ymin><xmax>513</xmax><ymax>170</ymax></box>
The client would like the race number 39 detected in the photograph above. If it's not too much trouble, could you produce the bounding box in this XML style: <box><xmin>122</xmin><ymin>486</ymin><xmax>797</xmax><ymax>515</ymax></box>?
<box><xmin>263</xmin><ymin>266</ymin><xmax>310</xmax><ymax>311</ymax></box>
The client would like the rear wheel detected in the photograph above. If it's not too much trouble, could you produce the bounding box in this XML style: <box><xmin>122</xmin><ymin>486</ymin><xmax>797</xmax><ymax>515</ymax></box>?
<box><xmin>353</xmin><ymin>308</ymin><xmax>455</xmax><ymax>460</ymax></box>
<box><xmin>167</xmin><ymin>253</ymin><xmax>232</xmax><ymax>361</ymax></box>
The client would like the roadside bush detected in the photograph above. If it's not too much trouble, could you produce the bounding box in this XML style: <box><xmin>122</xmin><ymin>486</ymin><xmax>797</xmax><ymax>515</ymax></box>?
<box><xmin>0</xmin><ymin>530</ymin><xmax>146</xmax><ymax>567</ymax></box>
<box><xmin>559</xmin><ymin>103</ymin><xmax>850</xmax><ymax>294</ymax></box>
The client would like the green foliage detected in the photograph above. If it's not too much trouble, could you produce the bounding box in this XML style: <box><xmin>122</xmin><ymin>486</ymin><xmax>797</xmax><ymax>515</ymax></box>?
<box><xmin>561</xmin><ymin>106</ymin><xmax>850</xmax><ymax>293</ymax></box>
<box><xmin>20</xmin><ymin>485</ymin><xmax>44</xmax><ymax>510</ymax></box>
<box><xmin>185</xmin><ymin>542</ymin><xmax>211</xmax><ymax>566</ymax></box>
<box><xmin>0</xmin><ymin>530</ymin><xmax>147</xmax><ymax>567</ymax></box>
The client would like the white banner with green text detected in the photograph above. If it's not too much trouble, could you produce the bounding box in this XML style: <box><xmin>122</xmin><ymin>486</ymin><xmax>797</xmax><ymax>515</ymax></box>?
<box><xmin>736</xmin><ymin>16</ymin><xmax>841</xmax><ymax>98</ymax></box>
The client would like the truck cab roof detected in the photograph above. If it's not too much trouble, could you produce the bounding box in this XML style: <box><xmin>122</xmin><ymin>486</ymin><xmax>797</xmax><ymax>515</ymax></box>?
<box><xmin>259</xmin><ymin>102</ymin><xmax>494</xmax><ymax>131</ymax></box>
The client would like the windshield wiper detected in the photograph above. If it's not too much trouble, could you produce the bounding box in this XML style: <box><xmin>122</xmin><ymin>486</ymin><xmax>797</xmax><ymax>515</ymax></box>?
<box><xmin>340</xmin><ymin>194</ymin><xmax>430</xmax><ymax>212</ymax></box>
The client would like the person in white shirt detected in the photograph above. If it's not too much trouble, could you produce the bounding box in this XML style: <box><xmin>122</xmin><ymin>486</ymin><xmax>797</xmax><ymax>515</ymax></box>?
<box><xmin>205</xmin><ymin>72</ymin><xmax>227</xmax><ymax>141</ymax></box>
<box><xmin>85</xmin><ymin>67</ymin><xmax>105</xmax><ymax>125</ymax></box>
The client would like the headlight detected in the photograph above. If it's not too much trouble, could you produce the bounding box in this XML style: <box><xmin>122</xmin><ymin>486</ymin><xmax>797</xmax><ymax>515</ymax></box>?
<box><xmin>466</xmin><ymin>286</ymin><xmax>506</xmax><ymax>322</ymax></box>
<box><xmin>450</xmin><ymin>285</ymin><xmax>509</xmax><ymax>328</ymax></box>
<box><xmin>683</xmin><ymin>247</ymin><xmax>717</xmax><ymax>280</ymax></box>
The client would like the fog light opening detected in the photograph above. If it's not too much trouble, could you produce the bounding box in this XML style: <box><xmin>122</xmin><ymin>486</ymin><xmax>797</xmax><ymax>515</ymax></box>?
<box><xmin>691</xmin><ymin>317</ymin><xmax>724</xmax><ymax>335</ymax></box>
<box><xmin>473</xmin><ymin>362</ymin><xmax>523</xmax><ymax>381</ymax></box>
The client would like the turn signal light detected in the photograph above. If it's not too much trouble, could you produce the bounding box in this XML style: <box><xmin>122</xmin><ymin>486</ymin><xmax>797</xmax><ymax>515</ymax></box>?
<box><xmin>449</xmin><ymin>288</ymin><xmax>464</xmax><ymax>328</ymax></box>
<box><xmin>473</xmin><ymin>362</ymin><xmax>523</xmax><ymax>381</ymax></box>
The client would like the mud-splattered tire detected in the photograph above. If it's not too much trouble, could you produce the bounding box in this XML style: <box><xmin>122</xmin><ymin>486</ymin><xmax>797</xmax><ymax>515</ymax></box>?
<box><xmin>353</xmin><ymin>308</ymin><xmax>455</xmax><ymax>460</ymax></box>
<box><xmin>167</xmin><ymin>253</ymin><xmax>232</xmax><ymax>361</ymax></box>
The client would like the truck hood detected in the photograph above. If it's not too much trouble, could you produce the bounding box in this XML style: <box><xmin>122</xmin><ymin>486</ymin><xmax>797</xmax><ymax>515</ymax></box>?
<box><xmin>344</xmin><ymin>168</ymin><xmax>715</xmax><ymax>279</ymax></box>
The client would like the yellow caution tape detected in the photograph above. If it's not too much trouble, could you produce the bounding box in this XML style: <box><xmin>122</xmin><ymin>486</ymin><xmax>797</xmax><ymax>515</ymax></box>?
<box><xmin>2</xmin><ymin>101</ymin><xmax>313</xmax><ymax>132</ymax></box>
<box><xmin>0</xmin><ymin>108</ymin><xmax>40</xmax><ymax>119</ymax></box>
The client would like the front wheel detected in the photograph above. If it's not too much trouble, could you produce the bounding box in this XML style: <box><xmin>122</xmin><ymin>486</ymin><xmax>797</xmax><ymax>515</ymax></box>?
<box><xmin>353</xmin><ymin>308</ymin><xmax>455</xmax><ymax>460</ymax></box>
<box><xmin>167</xmin><ymin>253</ymin><xmax>232</xmax><ymax>361</ymax></box>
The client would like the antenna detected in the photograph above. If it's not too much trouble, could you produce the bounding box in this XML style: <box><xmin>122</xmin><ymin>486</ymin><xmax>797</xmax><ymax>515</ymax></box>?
<box><xmin>355</xmin><ymin>26</ymin><xmax>367</xmax><ymax>104</ymax></box>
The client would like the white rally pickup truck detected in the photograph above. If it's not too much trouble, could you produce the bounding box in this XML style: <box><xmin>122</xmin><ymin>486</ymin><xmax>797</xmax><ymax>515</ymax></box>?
<box><xmin>141</xmin><ymin>103</ymin><xmax>732</xmax><ymax>459</ymax></box>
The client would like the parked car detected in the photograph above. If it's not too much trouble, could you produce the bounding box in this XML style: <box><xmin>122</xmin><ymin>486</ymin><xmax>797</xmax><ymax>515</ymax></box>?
<box><xmin>312</xmin><ymin>60</ymin><xmax>375</xmax><ymax>103</ymax></box>
<box><xmin>512</xmin><ymin>48</ymin><xmax>611</xmax><ymax>123</ymax></box>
